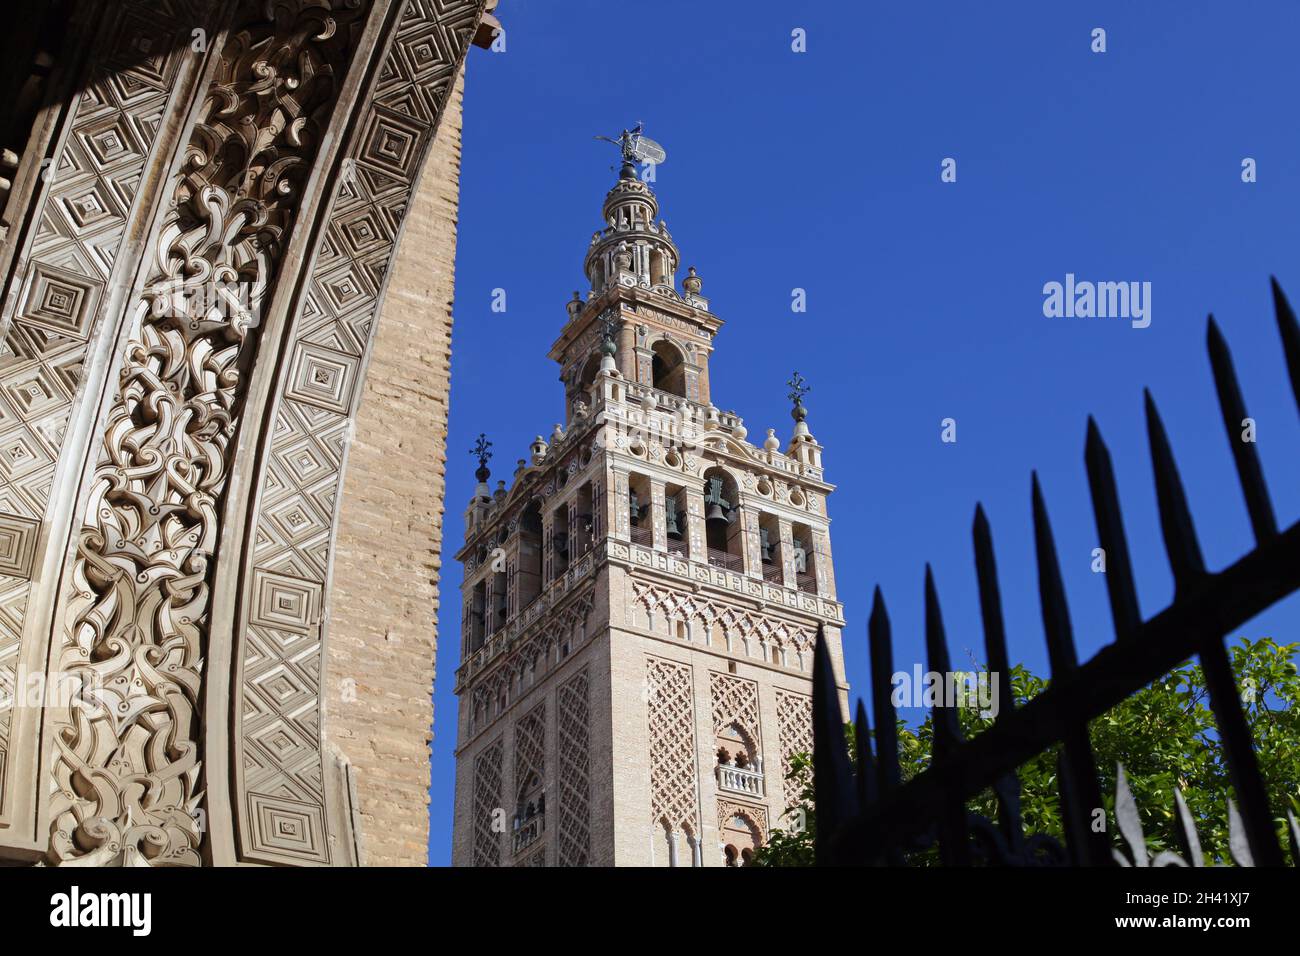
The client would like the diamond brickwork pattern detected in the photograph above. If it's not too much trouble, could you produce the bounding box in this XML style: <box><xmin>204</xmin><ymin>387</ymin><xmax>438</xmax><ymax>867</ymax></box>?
<box><xmin>0</xmin><ymin>0</ymin><xmax>191</xmax><ymax>802</ymax></box>
<box><xmin>556</xmin><ymin>666</ymin><xmax>590</xmax><ymax>866</ymax></box>
<box><xmin>646</xmin><ymin>656</ymin><xmax>699</xmax><ymax>833</ymax></box>
<box><xmin>472</xmin><ymin>737</ymin><xmax>503</xmax><ymax>867</ymax></box>
<box><xmin>776</xmin><ymin>689</ymin><xmax>814</xmax><ymax>778</ymax></box>
<box><xmin>234</xmin><ymin>0</ymin><xmax>485</xmax><ymax>864</ymax></box>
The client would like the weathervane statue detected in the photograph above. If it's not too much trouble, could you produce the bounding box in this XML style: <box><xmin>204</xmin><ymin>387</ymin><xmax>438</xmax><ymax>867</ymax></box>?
<box><xmin>595</xmin><ymin>122</ymin><xmax>667</xmax><ymax>171</ymax></box>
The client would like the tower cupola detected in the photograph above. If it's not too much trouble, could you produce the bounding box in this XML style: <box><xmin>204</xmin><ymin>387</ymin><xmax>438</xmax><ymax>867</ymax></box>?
<box><xmin>583</xmin><ymin>127</ymin><xmax>679</xmax><ymax>294</ymax></box>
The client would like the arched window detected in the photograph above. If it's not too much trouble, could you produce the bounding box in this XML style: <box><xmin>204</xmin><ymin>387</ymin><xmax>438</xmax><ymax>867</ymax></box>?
<box><xmin>574</xmin><ymin>352</ymin><xmax>602</xmax><ymax>413</ymax></box>
<box><xmin>722</xmin><ymin>814</ymin><xmax>761</xmax><ymax>867</ymax></box>
<box><xmin>702</xmin><ymin>467</ymin><xmax>742</xmax><ymax>572</ymax></box>
<box><xmin>651</xmin><ymin>339</ymin><xmax>687</xmax><ymax>397</ymax></box>
<box><xmin>517</xmin><ymin>501</ymin><xmax>542</xmax><ymax>609</ymax></box>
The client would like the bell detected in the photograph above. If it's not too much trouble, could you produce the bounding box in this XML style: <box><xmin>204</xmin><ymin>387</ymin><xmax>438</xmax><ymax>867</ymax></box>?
<box><xmin>792</xmin><ymin>541</ymin><xmax>807</xmax><ymax>573</ymax></box>
<box><xmin>759</xmin><ymin>528</ymin><xmax>773</xmax><ymax>562</ymax></box>
<box><xmin>665</xmin><ymin>498</ymin><xmax>682</xmax><ymax>538</ymax></box>
<box><xmin>706</xmin><ymin>502</ymin><xmax>727</xmax><ymax>523</ymax></box>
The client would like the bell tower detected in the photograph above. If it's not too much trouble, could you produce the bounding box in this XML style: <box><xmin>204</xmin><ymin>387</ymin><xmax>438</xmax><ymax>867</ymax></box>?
<box><xmin>450</xmin><ymin>130</ymin><xmax>848</xmax><ymax>866</ymax></box>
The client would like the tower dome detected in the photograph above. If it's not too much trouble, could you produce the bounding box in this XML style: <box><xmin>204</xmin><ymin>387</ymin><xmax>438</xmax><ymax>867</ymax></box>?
<box><xmin>584</xmin><ymin>155</ymin><xmax>679</xmax><ymax>293</ymax></box>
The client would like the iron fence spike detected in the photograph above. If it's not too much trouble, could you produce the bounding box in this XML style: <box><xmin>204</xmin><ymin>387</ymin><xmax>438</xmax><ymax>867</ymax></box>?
<box><xmin>1084</xmin><ymin>416</ymin><xmax>1142</xmax><ymax>639</ymax></box>
<box><xmin>1271</xmin><ymin>277</ymin><xmax>1300</xmax><ymax>414</ymax></box>
<box><xmin>1144</xmin><ymin>389</ymin><xmax>1206</xmax><ymax>591</ymax></box>
<box><xmin>1207</xmin><ymin>314</ymin><xmax>1278</xmax><ymax>542</ymax></box>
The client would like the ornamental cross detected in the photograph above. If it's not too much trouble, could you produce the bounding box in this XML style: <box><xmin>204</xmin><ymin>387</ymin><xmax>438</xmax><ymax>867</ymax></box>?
<box><xmin>471</xmin><ymin>433</ymin><xmax>493</xmax><ymax>468</ymax></box>
<box><xmin>787</xmin><ymin>372</ymin><xmax>810</xmax><ymax>406</ymax></box>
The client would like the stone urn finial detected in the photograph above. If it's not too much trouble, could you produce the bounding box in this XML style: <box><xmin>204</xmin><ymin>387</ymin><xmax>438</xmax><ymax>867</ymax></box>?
<box><xmin>683</xmin><ymin>266</ymin><xmax>702</xmax><ymax>295</ymax></box>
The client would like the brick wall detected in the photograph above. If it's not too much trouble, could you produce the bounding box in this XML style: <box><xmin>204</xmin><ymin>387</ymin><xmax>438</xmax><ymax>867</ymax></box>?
<box><xmin>322</xmin><ymin>68</ymin><xmax>466</xmax><ymax>867</ymax></box>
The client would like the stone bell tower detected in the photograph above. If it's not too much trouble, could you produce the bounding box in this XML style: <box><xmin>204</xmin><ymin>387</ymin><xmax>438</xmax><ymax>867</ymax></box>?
<box><xmin>450</xmin><ymin>131</ymin><xmax>848</xmax><ymax>866</ymax></box>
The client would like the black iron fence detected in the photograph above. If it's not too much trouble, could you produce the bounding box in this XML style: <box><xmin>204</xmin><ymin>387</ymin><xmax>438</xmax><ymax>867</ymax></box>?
<box><xmin>813</xmin><ymin>278</ymin><xmax>1300</xmax><ymax>867</ymax></box>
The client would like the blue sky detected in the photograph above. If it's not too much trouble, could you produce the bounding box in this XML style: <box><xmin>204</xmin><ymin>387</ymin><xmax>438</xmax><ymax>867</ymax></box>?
<box><xmin>427</xmin><ymin>1</ymin><xmax>1300</xmax><ymax>864</ymax></box>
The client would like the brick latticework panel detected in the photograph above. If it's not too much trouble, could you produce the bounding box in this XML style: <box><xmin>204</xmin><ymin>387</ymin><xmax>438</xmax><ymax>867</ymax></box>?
<box><xmin>472</xmin><ymin>738</ymin><xmax>503</xmax><ymax>867</ymax></box>
<box><xmin>556</xmin><ymin>666</ymin><xmax>590</xmax><ymax>866</ymax></box>
<box><xmin>776</xmin><ymin>690</ymin><xmax>814</xmax><ymax>777</ymax></box>
<box><xmin>324</xmin><ymin>70</ymin><xmax>466</xmax><ymax>866</ymax></box>
<box><xmin>514</xmin><ymin>703</ymin><xmax>545</xmax><ymax>800</ymax></box>
<box><xmin>709</xmin><ymin>672</ymin><xmax>761</xmax><ymax>747</ymax></box>
<box><xmin>646</xmin><ymin>656</ymin><xmax>698</xmax><ymax>833</ymax></box>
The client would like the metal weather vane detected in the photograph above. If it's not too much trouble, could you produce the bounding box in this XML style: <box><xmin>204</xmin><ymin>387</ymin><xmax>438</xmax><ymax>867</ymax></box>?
<box><xmin>595</xmin><ymin>121</ymin><xmax>667</xmax><ymax>167</ymax></box>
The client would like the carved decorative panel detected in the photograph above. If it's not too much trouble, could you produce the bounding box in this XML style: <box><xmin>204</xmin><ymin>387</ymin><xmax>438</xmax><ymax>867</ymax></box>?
<box><xmin>47</xmin><ymin>0</ymin><xmax>373</xmax><ymax>868</ymax></box>
<box><xmin>0</xmin><ymin>0</ymin><xmax>195</xmax><ymax>822</ymax></box>
<box><xmin>709</xmin><ymin>672</ymin><xmax>761</xmax><ymax>748</ymax></box>
<box><xmin>232</xmin><ymin>0</ymin><xmax>484</xmax><ymax>864</ymax></box>
<box><xmin>513</xmin><ymin>702</ymin><xmax>545</xmax><ymax>804</ymax></box>
<box><xmin>646</xmin><ymin>656</ymin><xmax>698</xmax><ymax>834</ymax></box>
<box><xmin>775</xmin><ymin>690</ymin><xmax>814</xmax><ymax>778</ymax></box>
<box><xmin>717</xmin><ymin>798</ymin><xmax>768</xmax><ymax>843</ymax></box>
<box><xmin>472</xmin><ymin>737</ymin><xmax>503</xmax><ymax>867</ymax></box>
<box><xmin>556</xmin><ymin>666</ymin><xmax>590</xmax><ymax>866</ymax></box>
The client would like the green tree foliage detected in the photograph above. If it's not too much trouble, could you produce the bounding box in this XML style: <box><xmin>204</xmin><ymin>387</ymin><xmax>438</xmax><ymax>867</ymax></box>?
<box><xmin>751</xmin><ymin>638</ymin><xmax>1299</xmax><ymax>866</ymax></box>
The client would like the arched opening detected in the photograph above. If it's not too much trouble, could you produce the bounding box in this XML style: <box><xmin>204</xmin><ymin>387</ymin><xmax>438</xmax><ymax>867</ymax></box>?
<box><xmin>517</xmin><ymin>501</ymin><xmax>542</xmax><ymax>609</ymax></box>
<box><xmin>702</xmin><ymin>467</ymin><xmax>742</xmax><ymax>571</ymax></box>
<box><xmin>715</xmin><ymin>720</ymin><xmax>763</xmax><ymax>797</ymax></box>
<box><xmin>468</xmin><ymin>580</ymin><xmax>487</xmax><ymax>651</ymax></box>
<box><xmin>627</xmin><ymin>472</ymin><xmax>652</xmax><ymax>548</ymax></box>
<box><xmin>722</xmin><ymin>814</ymin><xmax>761</xmax><ymax>867</ymax></box>
<box><xmin>665</xmin><ymin>482</ymin><xmax>687</xmax><ymax>558</ymax></box>
<box><xmin>513</xmin><ymin>769</ymin><xmax>545</xmax><ymax>855</ymax></box>
<box><xmin>758</xmin><ymin>512</ymin><xmax>782</xmax><ymax>584</ymax></box>
<box><xmin>792</xmin><ymin>521</ymin><xmax>818</xmax><ymax>594</ymax></box>
<box><xmin>651</xmin><ymin>339</ymin><xmax>687</xmax><ymax>397</ymax></box>
<box><xmin>574</xmin><ymin>352</ymin><xmax>602</xmax><ymax>415</ymax></box>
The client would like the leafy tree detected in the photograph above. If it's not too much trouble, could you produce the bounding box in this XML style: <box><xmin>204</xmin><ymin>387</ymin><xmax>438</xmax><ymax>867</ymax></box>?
<box><xmin>751</xmin><ymin>637</ymin><xmax>1299</xmax><ymax>866</ymax></box>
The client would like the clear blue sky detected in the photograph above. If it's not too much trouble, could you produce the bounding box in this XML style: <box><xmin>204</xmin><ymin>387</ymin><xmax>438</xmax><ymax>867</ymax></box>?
<box><xmin>427</xmin><ymin>1</ymin><xmax>1300</xmax><ymax>864</ymax></box>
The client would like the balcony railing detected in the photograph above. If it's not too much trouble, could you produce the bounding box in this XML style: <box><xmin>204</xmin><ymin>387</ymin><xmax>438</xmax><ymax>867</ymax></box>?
<box><xmin>716</xmin><ymin>763</ymin><xmax>765</xmax><ymax>798</ymax></box>
<box><xmin>796</xmin><ymin>571</ymin><xmax>818</xmax><ymax>594</ymax></box>
<box><xmin>707</xmin><ymin>547</ymin><xmax>743</xmax><ymax>572</ymax></box>
<box><xmin>667</xmin><ymin>537</ymin><xmax>688</xmax><ymax>558</ymax></box>
<box><xmin>629</xmin><ymin>523</ymin><xmax>653</xmax><ymax>547</ymax></box>
<box><xmin>761</xmin><ymin>563</ymin><xmax>783</xmax><ymax>584</ymax></box>
<box><xmin>513</xmin><ymin>813</ymin><xmax>544</xmax><ymax>854</ymax></box>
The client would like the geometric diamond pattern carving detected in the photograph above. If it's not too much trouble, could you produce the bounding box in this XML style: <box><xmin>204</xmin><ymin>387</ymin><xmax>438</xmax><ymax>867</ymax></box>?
<box><xmin>709</xmin><ymin>672</ymin><xmax>761</xmax><ymax>751</ymax></box>
<box><xmin>234</xmin><ymin>0</ymin><xmax>486</xmax><ymax>864</ymax></box>
<box><xmin>775</xmin><ymin>690</ymin><xmax>814</xmax><ymax>779</ymax></box>
<box><xmin>0</xmin><ymin>0</ymin><xmax>189</xmax><ymax>808</ymax></box>
<box><xmin>49</xmin><ymin>0</ymin><xmax>369</xmax><ymax>867</ymax></box>
<box><xmin>556</xmin><ymin>666</ymin><xmax>590</xmax><ymax>866</ymax></box>
<box><xmin>514</xmin><ymin>703</ymin><xmax>545</xmax><ymax>805</ymax></box>
<box><xmin>473</xmin><ymin>738</ymin><xmax>503</xmax><ymax>867</ymax></box>
<box><xmin>646</xmin><ymin>656</ymin><xmax>699</xmax><ymax>833</ymax></box>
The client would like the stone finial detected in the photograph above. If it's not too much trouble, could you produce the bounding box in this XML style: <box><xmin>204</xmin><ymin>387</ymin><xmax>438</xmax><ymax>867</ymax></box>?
<box><xmin>551</xmin><ymin>422</ymin><xmax>566</xmax><ymax>444</ymax></box>
<box><xmin>494</xmin><ymin>480</ymin><xmax>507</xmax><ymax>501</ymax></box>
<box><xmin>566</xmin><ymin>290</ymin><xmax>583</xmax><ymax>321</ymax></box>
<box><xmin>764</xmin><ymin>428</ymin><xmax>780</xmax><ymax>452</ymax></box>
<box><xmin>682</xmin><ymin>266</ymin><xmax>702</xmax><ymax>295</ymax></box>
<box><xmin>530</xmin><ymin>436</ymin><xmax>548</xmax><ymax>464</ymax></box>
